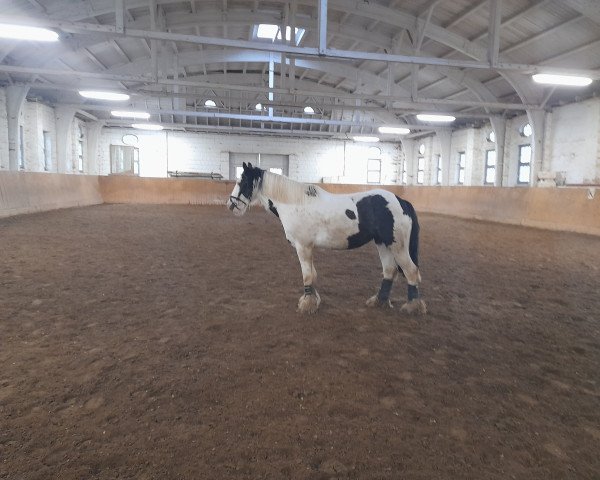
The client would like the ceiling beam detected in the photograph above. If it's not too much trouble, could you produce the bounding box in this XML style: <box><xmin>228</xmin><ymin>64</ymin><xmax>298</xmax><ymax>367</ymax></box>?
<box><xmin>2</xmin><ymin>14</ymin><xmax>598</xmax><ymax>79</ymax></box>
<box><xmin>560</xmin><ymin>0</ymin><xmax>600</xmax><ymax>26</ymax></box>
<box><xmin>4</xmin><ymin>64</ymin><xmax>539</xmax><ymax>111</ymax></box>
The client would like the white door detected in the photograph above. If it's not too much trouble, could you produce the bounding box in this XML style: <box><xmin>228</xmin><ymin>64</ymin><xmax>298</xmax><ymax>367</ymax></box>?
<box><xmin>229</xmin><ymin>153</ymin><xmax>259</xmax><ymax>180</ymax></box>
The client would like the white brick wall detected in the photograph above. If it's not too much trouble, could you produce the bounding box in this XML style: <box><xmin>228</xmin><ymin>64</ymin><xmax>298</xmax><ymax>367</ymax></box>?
<box><xmin>546</xmin><ymin>99</ymin><xmax>600</xmax><ymax>185</ymax></box>
<box><xmin>406</xmin><ymin>98</ymin><xmax>600</xmax><ymax>187</ymax></box>
<box><xmin>2</xmin><ymin>86</ymin><xmax>599</xmax><ymax>187</ymax></box>
<box><xmin>97</xmin><ymin>128</ymin><xmax>402</xmax><ymax>184</ymax></box>
<box><xmin>22</xmin><ymin>102</ymin><xmax>58</xmax><ymax>172</ymax></box>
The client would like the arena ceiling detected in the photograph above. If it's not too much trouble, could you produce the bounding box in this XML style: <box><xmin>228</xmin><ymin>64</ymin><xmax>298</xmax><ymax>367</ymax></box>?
<box><xmin>1</xmin><ymin>0</ymin><xmax>599</xmax><ymax>139</ymax></box>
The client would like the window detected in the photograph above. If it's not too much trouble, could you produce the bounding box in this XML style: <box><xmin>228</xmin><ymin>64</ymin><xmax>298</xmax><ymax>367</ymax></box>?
<box><xmin>77</xmin><ymin>125</ymin><xmax>84</xmax><ymax>172</ymax></box>
<box><xmin>110</xmin><ymin>145</ymin><xmax>139</xmax><ymax>175</ymax></box>
<box><xmin>435</xmin><ymin>154</ymin><xmax>442</xmax><ymax>185</ymax></box>
<box><xmin>487</xmin><ymin>131</ymin><xmax>496</xmax><ymax>143</ymax></box>
<box><xmin>457</xmin><ymin>151</ymin><xmax>466</xmax><ymax>184</ymax></box>
<box><xmin>518</xmin><ymin>144</ymin><xmax>532</xmax><ymax>185</ymax></box>
<box><xmin>235</xmin><ymin>166</ymin><xmax>244</xmax><ymax>179</ymax></box>
<box><xmin>269</xmin><ymin>168</ymin><xmax>283</xmax><ymax>175</ymax></box>
<box><xmin>367</xmin><ymin>159</ymin><xmax>381</xmax><ymax>184</ymax></box>
<box><xmin>484</xmin><ymin>149</ymin><xmax>496</xmax><ymax>185</ymax></box>
<box><xmin>417</xmin><ymin>157</ymin><xmax>425</xmax><ymax>184</ymax></box>
<box><xmin>43</xmin><ymin>131</ymin><xmax>51</xmax><ymax>171</ymax></box>
<box><xmin>401</xmin><ymin>161</ymin><xmax>407</xmax><ymax>184</ymax></box>
<box><xmin>18</xmin><ymin>125</ymin><xmax>25</xmax><ymax>170</ymax></box>
<box><xmin>520</xmin><ymin>123</ymin><xmax>532</xmax><ymax>138</ymax></box>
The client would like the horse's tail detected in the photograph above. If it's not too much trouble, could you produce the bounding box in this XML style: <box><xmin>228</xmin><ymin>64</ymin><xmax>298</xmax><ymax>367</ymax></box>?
<box><xmin>395</xmin><ymin>195</ymin><xmax>419</xmax><ymax>268</ymax></box>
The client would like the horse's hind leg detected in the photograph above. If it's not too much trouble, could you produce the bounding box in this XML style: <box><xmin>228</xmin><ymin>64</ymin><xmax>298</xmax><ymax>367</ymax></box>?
<box><xmin>391</xmin><ymin>243</ymin><xmax>427</xmax><ymax>315</ymax></box>
<box><xmin>295</xmin><ymin>244</ymin><xmax>321</xmax><ymax>314</ymax></box>
<box><xmin>366</xmin><ymin>244</ymin><xmax>397</xmax><ymax>309</ymax></box>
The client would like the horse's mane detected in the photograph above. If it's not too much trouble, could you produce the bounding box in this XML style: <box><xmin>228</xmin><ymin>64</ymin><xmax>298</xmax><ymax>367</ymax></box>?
<box><xmin>260</xmin><ymin>171</ymin><xmax>317</xmax><ymax>205</ymax></box>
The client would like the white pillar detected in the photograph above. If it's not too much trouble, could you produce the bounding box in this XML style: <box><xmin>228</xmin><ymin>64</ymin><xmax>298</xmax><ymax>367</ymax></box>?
<box><xmin>55</xmin><ymin>106</ymin><xmax>76</xmax><ymax>173</ymax></box>
<box><xmin>490</xmin><ymin>117</ymin><xmax>506</xmax><ymax>186</ymax></box>
<box><xmin>86</xmin><ymin>121</ymin><xmax>104</xmax><ymax>174</ymax></box>
<box><xmin>436</xmin><ymin>130</ymin><xmax>452</xmax><ymax>186</ymax></box>
<box><xmin>400</xmin><ymin>138</ymin><xmax>415</xmax><ymax>185</ymax></box>
<box><xmin>528</xmin><ymin>109</ymin><xmax>546</xmax><ymax>187</ymax></box>
<box><xmin>6</xmin><ymin>86</ymin><xmax>28</xmax><ymax>171</ymax></box>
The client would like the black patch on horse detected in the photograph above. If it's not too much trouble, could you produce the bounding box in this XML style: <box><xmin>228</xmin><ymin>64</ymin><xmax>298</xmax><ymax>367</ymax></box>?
<box><xmin>346</xmin><ymin>194</ymin><xmax>394</xmax><ymax>249</ymax></box>
<box><xmin>268</xmin><ymin>199</ymin><xmax>279</xmax><ymax>217</ymax></box>
<box><xmin>305</xmin><ymin>185</ymin><xmax>317</xmax><ymax>197</ymax></box>
<box><xmin>345</xmin><ymin>209</ymin><xmax>356</xmax><ymax>220</ymax></box>
<box><xmin>238</xmin><ymin>163</ymin><xmax>264</xmax><ymax>201</ymax></box>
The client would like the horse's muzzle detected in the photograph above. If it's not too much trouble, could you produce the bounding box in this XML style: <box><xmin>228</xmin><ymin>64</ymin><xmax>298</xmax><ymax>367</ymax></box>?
<box><xmin>228</xmin><ymin>195</ymin><xmax>247</xmax><ymax>213</ymax></box>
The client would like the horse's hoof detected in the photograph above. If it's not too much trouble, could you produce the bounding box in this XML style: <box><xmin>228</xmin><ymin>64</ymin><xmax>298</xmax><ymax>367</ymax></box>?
<box><xmin>298</xmin><ymin>291</ymin><xmax>321</xmax><ymax>314</ymax></box>
<box><xmin>400</xmin><ymin>299</ymin><xmax>427</xmax><ymax>315</ymax></box>
<box><xmin>366</xmin><ymin>295</ymin><xmax>393</xmax><ymax>309</ymax></box>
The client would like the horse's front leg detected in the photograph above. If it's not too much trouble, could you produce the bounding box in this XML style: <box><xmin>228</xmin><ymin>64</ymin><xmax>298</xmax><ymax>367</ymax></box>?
<box><xmin>295</xmin><ymin>244</ymin><xmax>321</xmax><ymax>314</ymax></box>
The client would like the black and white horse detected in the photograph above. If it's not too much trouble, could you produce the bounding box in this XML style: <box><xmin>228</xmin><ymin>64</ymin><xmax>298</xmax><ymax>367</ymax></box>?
<box><xmin>227</xmin><ymin>163</ymin><xmax>426</xmax><ymax>315</ymax></box>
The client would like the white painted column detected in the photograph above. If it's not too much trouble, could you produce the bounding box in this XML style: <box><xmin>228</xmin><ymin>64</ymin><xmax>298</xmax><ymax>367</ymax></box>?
<box><xmin>465</xmin><ymin>127</ymin><xmax>476</xmax><ymax>185</ymax></box>
<box><xmin>436</xmin><ymin>130</ymin><xmax>452</xmax><ymax>186</ymax></box>
<box><xmin>528</xmin><ymin>109</ymin><xmax>546</xmax><ymax>187</ymax></box>
<box><xmin>86</xmin><ymin>121</ymin><xmax>104</xmax><ymax>174</ymax></box>
<box><xmin>490</xmin><ymin>116</ymin><xmax>506</xmax><ymax>186</ymax></box>
<box><xmin>6</xmin><ymin>86</ymin><xmax>29</xmax><ymax>171</ymax></box>
<box><xmin>55</xmin><ymin>106</ymin><xmax>76</xmax><ymax>173</ymax></box>
<box><xmin>400</xmin><ymin>138</ymin><xmax>415</xmax><ymax>185</ymax></box>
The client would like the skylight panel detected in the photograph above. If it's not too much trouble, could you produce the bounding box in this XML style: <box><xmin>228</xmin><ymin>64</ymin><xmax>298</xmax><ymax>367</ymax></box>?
<box><xmin>256</xmin><ymin>24</ymin><xmax>305</xmax><ymax>45</ymax></box>
<box><xmin>256</xmin><ymin>24</ymin><xmax>279</xmax><ymax>40</ymax></box>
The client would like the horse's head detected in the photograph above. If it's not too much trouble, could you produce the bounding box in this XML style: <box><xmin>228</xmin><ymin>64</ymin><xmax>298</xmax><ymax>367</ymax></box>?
<box><xmin>227</xmin><ymin>162</ymin><xmax>264</xmax><ymax>216</ymax></box>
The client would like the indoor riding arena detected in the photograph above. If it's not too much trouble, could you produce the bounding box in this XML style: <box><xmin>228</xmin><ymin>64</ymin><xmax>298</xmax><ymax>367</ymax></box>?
<box><xmin>1</xmin><ymin>1</ymin><xmax>599</xmax><ymax>479</ymax></box>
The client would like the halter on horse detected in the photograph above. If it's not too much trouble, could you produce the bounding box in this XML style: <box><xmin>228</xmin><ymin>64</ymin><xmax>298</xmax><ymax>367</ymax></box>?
<box><xmin>227</xmin><ymin>162</ymin><xmax>427</xmax><ymax>315</ymax></box>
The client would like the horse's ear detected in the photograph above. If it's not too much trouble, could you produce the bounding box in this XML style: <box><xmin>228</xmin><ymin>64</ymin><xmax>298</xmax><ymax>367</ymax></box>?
<box><xmin>248</xmin><ymin>162</ymin><xmax>253</xmax><ymax>168</ymax></box>
<box><xmin>242</xmin><ymin>162</ymin><xmax>247</xmax><ymax>169</ymax></box>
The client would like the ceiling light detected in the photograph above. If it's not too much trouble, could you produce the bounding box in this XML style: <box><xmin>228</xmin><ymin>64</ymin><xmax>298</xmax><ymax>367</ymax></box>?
<box><xmin>79</xmin><ymin>90</ymin><xmax>130</xmax><ymax>101</ymax></box>
<box><xmin>204</xmin><ymin>99</ymin><xmax>217</xmax><ymax>108</ymax></box>
<box><xmin>255</xmin><ymin>103</ymin><xmax>263</xmax><ymax>111</ymax></box>
<box><xmin>417</xmin><ymin>113</ymin><xmax>456</xmax><ymax>123</ymax></box>
<box><xmin>132</xmin><ymin>123</ymin><xmax>163</xmax><ymax>131</ymax></box>
<box><xmin>0</xmin><ymin>24</ymin><xmax>59</xmax><ymax>42</ymax></box>
<box><xmin>378</xmin><ymin>126</ymin><xmax>410</xmax><ymax>135</ymax></box>
<box><xmin>304</xmin><ymin>106</ymin><xmax>315</xmax><ymax>114</ymax></box>
<box><xmin>353</xmin><ymin>136</ymin><xmax>380</xmax><ymax>143</ymax></box>
<box><xmin>111</xmin><ymin>110</ymin><xmax>150</xmax><ymax>119</ymax></box>
<box><xmin>532</xmin><ymin>73</ymin><xmax>593</xmax><ymax>87</ymax></box>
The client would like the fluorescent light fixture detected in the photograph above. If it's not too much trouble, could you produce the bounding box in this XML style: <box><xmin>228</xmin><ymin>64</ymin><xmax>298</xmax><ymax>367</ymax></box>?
<box><xmin>0</xmin><ymin>24</ymin><xmax>59</xmax><ymax>42</ymax></box>
<box><xmin>304</xmin><ymin>106</ymin><xmax>315</xmax><ymax>114</ymax></box>
<box><xmin>532</xmin><ymin>73</ymin><xmax>593</xmax><ymax>87</ymax></box>
<box><xmin>353</xmin><ymin>136</ymin><xmax>380</xmax><ymax>143</ymax></box>
<box><xmin>204</xmin><ymin>99</ymin><xmax>217</xmax><ymax>108</ymax></box>
<box><xmin>132</xmin><ymin>123</ymin><xmax>163</xmax><ymax>131</ymax></box>
<box><xmin>378</xmin><ymin>126</ymin><xmax>410</xmax><ymax>135</ymax></box>
<box><xmin>417</xmin><ymin>113</ymin><xmax>456</xmax><ymax>123</ymax></box>
<box><xmin>79</xmin><ymin>90</ymin><xmax>130</xmax><ymax>101</ymax></box>
<box><xmin>111</xmin><ymin>110</ymin><xmax>150</xmax><ymax>119</ymax></box>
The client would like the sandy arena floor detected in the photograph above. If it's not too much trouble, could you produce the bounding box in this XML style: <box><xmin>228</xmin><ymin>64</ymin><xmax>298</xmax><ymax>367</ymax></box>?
<box><xmin>1</xmin><ymin>204</ymin><xmax>599</xmax><ymax>479</ymax></box>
